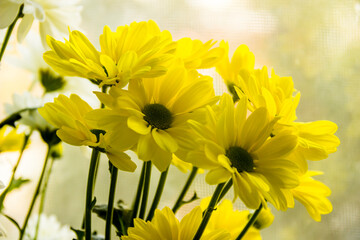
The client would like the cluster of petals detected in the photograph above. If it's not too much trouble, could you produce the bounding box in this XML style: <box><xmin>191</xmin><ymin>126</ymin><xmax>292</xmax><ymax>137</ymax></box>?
<box><xmin>0</xmin><ymin>0</ymin><xmax>82</xmax><ymax>46</ymax></box>
<box><xmin>86</xmin><ymin>66</ymin><xmax>218</xmax><ymax>172</ymax></box>
<box><xmin>122</xmin><ymin>206</ymin><xmax>230</xmax><ymax>240</ymax></box>
<box><xmin>39</xmin><ymin>94</ymin><xmax>136</xmax><ymax>171</ymax></box>
<box><xmin>185</xmin><ymin>94</ymin><xmax>299</xmax><ymax>210</ymax></box>
<box><xmin>215</xmin><ymin>43</ymin><xmax>339</xmax><ymax>219</ymax></box>
<box><xmin>44</xmin><ymin>20</ymin><xmax>177</xmax><ymax>87</ymax></box>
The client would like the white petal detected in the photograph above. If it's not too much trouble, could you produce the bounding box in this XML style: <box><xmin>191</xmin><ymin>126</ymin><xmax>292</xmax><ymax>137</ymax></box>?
<box><xmin>17</xmin><ymin>14</ymin><xmax>34</xmax><ymax>42</ymax></box>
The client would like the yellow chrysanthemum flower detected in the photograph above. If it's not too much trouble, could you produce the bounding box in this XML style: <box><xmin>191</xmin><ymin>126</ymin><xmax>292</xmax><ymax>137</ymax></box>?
<box><xmin>285</xmin><ymin>171</ymin><xmax>332</xmax><ymax>221</ymax></box>
<box><xmin>122</xmin><ymin>206</ymin><xmax>230</xmax><ymax>240</ymax></box>
<box><xmin>219</xmin><ymin>43</ymin><xmax>340</xmax><ymax>171</ymax></box>
<box><xmin>39</xmin><ymin>94</ymin><xmax>136</xmax><ymax>171</ymax></box>
<box><xmin>200</xmin><ymin>197</ymin><xmax>263</xmax><ymax>240</ymax></box>
<box><xmin>0</xmin><ymin>126</ymin><xmax>25</xmax><ymax>153</ymax></box>
<box><xmin>175</xmin><ymin>38</ymin><xmax>224</xmax><ymax>69</ymax></box>
<box><xmin>88</xmin><ymin>66</ymin><xmax>218</xmax><ymax>172</ymax></box>
<box><xmin>44</xmin><ymin>20</ymin><xmax>177</xmax><ymax>87</ymax></box>
<box><xmin>186</xmin><ymin>93</ymin><xmax>299</xmax><ymax>210</ymax></box>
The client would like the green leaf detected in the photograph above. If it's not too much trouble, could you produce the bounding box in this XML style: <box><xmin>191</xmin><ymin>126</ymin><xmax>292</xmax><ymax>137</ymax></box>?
<box><xmin>9</xmin><ymin>177</ymin><xmax>30</xmax><ymax>192</ymax></box>
<box><xmin>0</xmin><ymin>178</ymin><xmax>30</xmax><ymax>211</ymax></box>
<box><xmin>181</xmin><ymin>191</ymin><xmax>199</xmax><ymax>205</ymax></box>
<box><xmin>92</xmin><ymin>201</ymin><xmax>132</xmax><ymax>236</ymax></box>
<box><xmin>70</xmin><ymin>227</ymin><xmax>85</xmax><ymax>240</ymax></box>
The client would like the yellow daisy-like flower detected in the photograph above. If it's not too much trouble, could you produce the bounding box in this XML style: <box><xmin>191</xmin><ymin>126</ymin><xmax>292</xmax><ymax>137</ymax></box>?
<box><xmin>285</xmin><ymin>171</ymin><xmax>332</xmax><ymax>221</ymax></box>
<box><xmin>175</xmin><ymin>38</ymin><xmax>224</xmax><ymax>69</ymax></box>
<box><xmin>44</xmin><ymin>20</ymin><xmax>177</xmax><ymax>87</ymax></box>
<box><xmin>200</xmin><ymin>197</ymin><xmax>263</xmax><ymax>240</ymax></box>
<box><xmin>186</xmin><ymin>93</ymin><xmax>299</xmax><ymax>209</ymax></box>
<box><xmin>220</xmin><ymin>44</ymin><xmax>340</xmax><ymax>171</ymax></box>
<box><xmin>39</xmin><ymin>94</ymin><xmax>136</xmax><ymax>171</ymax></box>
<box><xmin>122</xmin><ymin>206</ymin><xmax>230</xmax><ymax>240</ymax></box>
<box><xmin>0</xmin><ymin>126</ymin><xmax>25</xmax><ymax>153</ymax></box>
<box><xmin>89</xmin><ymin>66</ymin><xmax>218</xmax><ymax>172</ymax></box>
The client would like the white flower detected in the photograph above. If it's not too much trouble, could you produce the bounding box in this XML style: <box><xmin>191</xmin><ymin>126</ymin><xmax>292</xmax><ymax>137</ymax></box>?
<box><xmin>5</xmin><ymin>92</ymin><xmax>54</xmax><ymax>132</ymax></box>
<box><xmin>24</xmin><ymin>214</ymin><xmax>75</xmax><ymax>240</ymax></box>
<box><xmin>0</xmin><ymin>0</ymin><xmax>82</xmax><ymax>47</ymax></box>
<box><xmin>0</xmin><ymin>180</ymin><xmax>4</xmax><ymax>190</ymax></box>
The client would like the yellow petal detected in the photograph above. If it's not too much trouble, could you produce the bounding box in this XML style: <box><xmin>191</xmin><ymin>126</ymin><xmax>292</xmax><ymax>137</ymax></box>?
<box><xmin>128</xmin><ymin>116</ymin><xmax>151</xmax><ymax>135</ymax></box>
<box><xmin>206</xmin><ymin>168</ymin><xmax>231</xmax><ymax>185</ymax></box>
<box><xmin>152</xmin><ymin>129</ymin><xmax>178</xmax><ymax>153</ymax></box>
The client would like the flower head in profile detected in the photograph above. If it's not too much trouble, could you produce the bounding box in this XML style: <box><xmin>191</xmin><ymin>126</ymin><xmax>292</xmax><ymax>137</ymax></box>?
<box><xmin>44</xmin><ymin>20</ymin><xmax>177</xmax><ymax>88</ymax></box>
<box><xmin>0</xmin><ymin>0</ymin><xmax>82</xmax><ymax>47</ymax></box>
<box><xmin>88</xmin><ymin>66</ymin><xmax>218</xmax><ymax>172</ymax></box>
<box><xmin>175</xmin><ymin>38</ymin><xmax>224</xmax><ymax>70</ymax></box>
<box><xmin>285</xmin><ymin>171</ymin><xmax>333</xmax><ymax>221</ymax></box>
<box><xmin>0</xmin><ymin>126</ymin><xmax>25</xmax><ymax>153</ymax></box>
<box><xmin>39</xmin><ymin>94</ymin><xmax>136</xmax><ymax>171</ymax></box>
<box><xmin>186</xmin><ymin>93</ymin><xmax>299</xmax><ymax>209</ymax></box>
<box><xmin>216</xmin><ymin>41</ymin><xmax>255</xmax><ymax>100</ymax></box>
<box><xmin>122</xmin><ymin>206</ymin><xmax>230</xmax><ymax>240</ymax></box>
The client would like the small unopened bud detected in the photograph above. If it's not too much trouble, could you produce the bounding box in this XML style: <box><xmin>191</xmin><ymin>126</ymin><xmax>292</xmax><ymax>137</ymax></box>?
<box><xmin>251</xmin><ymin>207</ymin><xmax>274</xmax><ymax>230</ymax></box>
<box><xmin>50</xmin><ymin>143</ymin><xmax>63</xmax><ymax>159</ymax></box>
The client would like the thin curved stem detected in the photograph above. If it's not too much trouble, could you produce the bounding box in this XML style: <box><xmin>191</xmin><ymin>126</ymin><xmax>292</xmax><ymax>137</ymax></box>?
<box><xmin>105</xmin><ymin>162</ymin><xmax>118</xmax><ymax>240</ymax></box>
<box><xmin>19</xmin><ymin>143</ymin><xmax>52</xmax><ymax>240</ymax></box>
<box><xmin>0</xmin><ymin>4</ymin><xmax>23</xmax><ymax>62</ymax></box>
<box><xmin>146</xmin><ymin>167</ymin><xmax>169</xmax><ymax>221</ymax></box>
<box><xmin>217</xmin><ymin>178</ymin><xmax>233</xmax><ymax>204</ymax></box>
<box><xmin>0</xmin><ymin>131</ymin><xmax>31</xmax><ymax>212</ymax></box>
<box><xmin>138</xmin><ymin>161</ymin><xmax>152</xmax><ymax>219</ymax></box>
<box><xmin>84</xmin><ymin>148</ymin><xmax>100</xmax><ymax>240</ymax></box>
<box><xmin>172</xmin><ymin>166</ymin><xmax>198</xmax><ymax>214</ymax></box>
<box><xmin>193</xmin><ymin>182</ymin><xmax>225</xmax><ymax>240</ymax></box>
<box><xmin>34</xmin><ymin>154</ymin><xmax>55</xmax><ymax>240</ymax></box>
<box><xmin>130</xmin><ymin>162</ymin><xmax>146</xmax><ymax>227</ymax></box>
<box><xmin>236</xmin><ymin>204</ymin><xmax>263</xmax><ymax>240</ymax></box>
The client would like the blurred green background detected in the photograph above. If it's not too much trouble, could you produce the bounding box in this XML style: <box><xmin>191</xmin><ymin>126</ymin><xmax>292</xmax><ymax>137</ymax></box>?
<box><xmin>0</xmin><ymin>0</ymin><xmax>359</xmax><ymax>239</ymax></box>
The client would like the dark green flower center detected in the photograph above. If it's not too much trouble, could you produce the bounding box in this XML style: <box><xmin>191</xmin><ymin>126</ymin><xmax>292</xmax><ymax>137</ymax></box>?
<box><xmin>39</xmin><ymin>68</ymin><xmax>66</xmax><ymax>93</ymax></box>
<box><xmin>142</xmin><ymin>104</ymin><xmax>173</xmax><ymax>130</ymax></box>
<box><xmin>225</xmin><ymin>146</ymin><xmax>254</xmax><ymax>172</ymax></box>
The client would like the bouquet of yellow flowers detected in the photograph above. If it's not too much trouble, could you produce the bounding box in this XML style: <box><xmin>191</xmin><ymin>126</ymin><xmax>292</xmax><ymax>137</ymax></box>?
<box><xmin>0</xmin><ymin>3</ymin><xmax>339</xmax><ymax>240</ymax></box>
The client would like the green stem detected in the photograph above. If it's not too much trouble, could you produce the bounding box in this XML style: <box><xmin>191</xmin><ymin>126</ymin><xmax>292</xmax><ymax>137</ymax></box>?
<box><xmin>84</xmin><ymin>148</ymin><xmax>100</xmax><ymax>240</ymax></box>
<box><xmin>138</xmin><ymin>161</ymin><xmax>152</xmax><ymax>219</ymax></box>
<box><xmin>172</xmin><ymin>166</ymin><xmax>198</xmax><ymax>214</ymax></box>
<box><xmin>146</xmin><ymin>167</ymin><xmax>169</xmax><ymax>221</ymax></box>
<box><xmin>193</xmin><ymin>182</ymin><xmax>225</xmax><ymax>240</ymax></box>
<box><xmin>0</xmin><ymin>131</ymin><xmax>31</xmax><ymax>212</ymax></box>
<box><xmin>130</xmin><ymin>162</ymin><xmax>147</xmax><ymax>227</ymax></box>
<box><xmin>105</xmin><ymin>162</ymin><xmax>118</xmax><ymax>240</ymax></box>
<box><xmin>217</xmin><ymin>178</ymin><xmax>233</xmax><ymax>204</ymax></box>
<box><xmin>34</xmin><ymin>154</ymin><xmax>55</xmax><ymax>240</ymax></box>
<box><xmin>19</xmin><ymin>143</ymin><xmax>52</xmax><ymax>240</ymax></box>
<box><xmin>0</xmin><ymin>4</ymin><xmax>23</xmax><ymax>62</ymax></box>
<box><xmin>236</xmin><ymin>204</ymin><xmax>263</xmax><ymax>240</ymax></box>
